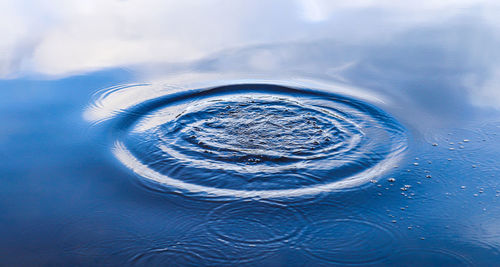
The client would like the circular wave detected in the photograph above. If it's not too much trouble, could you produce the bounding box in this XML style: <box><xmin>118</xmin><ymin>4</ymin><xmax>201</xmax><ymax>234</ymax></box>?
<box><xmin>300</xmin><ymin>219</ymin><xmax>396</xmax><ymax>264</ymax></box>
<box><xmin>206</xmin><ymin>200</ymin><xmax>303</xmax><ymax>245</ymax></box>
<box><xmin>92</xmin><ymin>82</ymin><xmax>407</xmax><ymax>198</ymax></box>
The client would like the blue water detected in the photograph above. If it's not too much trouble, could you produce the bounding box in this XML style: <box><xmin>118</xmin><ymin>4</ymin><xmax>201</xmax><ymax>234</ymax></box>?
<box><xmin>2</xmin><ymin>3</ymin><xmax>500</xmax><ymax>266</ymax></box>
<box><xmin>104</xmin><ymin>83</ymin><xmax>406</xmax><ymax>197</ymax></box>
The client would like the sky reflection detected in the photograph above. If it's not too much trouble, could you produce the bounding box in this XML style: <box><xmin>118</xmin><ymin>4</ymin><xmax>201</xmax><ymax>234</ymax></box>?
<box><xmin>1</xmin><ymin>0</ymin><xmax>500</xmax><ymax>110</ymax></box>
<box><xmin>2</xmin><ymin>1</ymin><xmax>500</xmax><ymax>265</ymax></box>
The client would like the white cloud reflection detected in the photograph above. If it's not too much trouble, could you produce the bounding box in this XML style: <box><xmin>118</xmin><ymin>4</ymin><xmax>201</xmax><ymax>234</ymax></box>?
<box><xmin>1</xmin><ymin>0</ymin><xmax>499</xmax><ymax>78</ymax></box>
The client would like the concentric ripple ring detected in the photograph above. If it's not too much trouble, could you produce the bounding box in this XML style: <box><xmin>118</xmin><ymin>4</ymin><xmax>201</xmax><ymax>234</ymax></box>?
<box><xmin>87</xmin><ymin>82</ymin><xmax>407</xmax><ymax>198</ymax></box>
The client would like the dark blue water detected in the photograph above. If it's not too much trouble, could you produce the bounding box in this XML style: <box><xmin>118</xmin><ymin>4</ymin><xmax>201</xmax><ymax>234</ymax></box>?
<box><xmin>103</xmin><ymin>83</ymin><xmax>407</xmax><ymax>197</ymax></box>
<box><xmin>2</xmin><ymin>3</ymin><xmax>500</xmax><ymax>266</ymax></box>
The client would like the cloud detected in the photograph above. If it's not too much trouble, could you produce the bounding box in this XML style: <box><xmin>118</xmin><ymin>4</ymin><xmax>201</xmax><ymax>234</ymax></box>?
<box><xmin>0</xmin><ymin>0</ymin><xmax>499</xmax><ymax>78</ymax></box>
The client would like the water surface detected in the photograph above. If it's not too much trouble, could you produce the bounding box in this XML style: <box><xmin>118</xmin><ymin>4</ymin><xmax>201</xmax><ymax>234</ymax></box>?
<box><xmin>1</xmin><ymin>1</ymin><xmax>500</xmax><ymax>266</ymax></box>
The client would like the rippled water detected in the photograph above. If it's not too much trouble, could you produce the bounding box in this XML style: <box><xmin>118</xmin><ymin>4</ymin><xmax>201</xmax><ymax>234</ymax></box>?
<box><xmin>2</xmin><ymin>2</ymin><xmax>500</xmax><ymax>266</ymax></box>
<box><xmin>2</xmin><ymin>71</ymin><xmax>500</xmax><ymax>265</ymax></box>
<box><xmin>93</xmin><ymin>83</ymin><xmax>407</xmax><ymax>199</ymax></box>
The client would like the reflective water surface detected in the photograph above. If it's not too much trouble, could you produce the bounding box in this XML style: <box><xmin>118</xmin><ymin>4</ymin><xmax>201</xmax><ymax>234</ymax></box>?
<box><xmin>97</xmin><ymin>82</ymin><xmax>407</xmax><ymax>198</ymax></box>
<box><xmin>1</xmin><ymin>1</ymin><xmax>500</xmax><ymax>266</ymax></box>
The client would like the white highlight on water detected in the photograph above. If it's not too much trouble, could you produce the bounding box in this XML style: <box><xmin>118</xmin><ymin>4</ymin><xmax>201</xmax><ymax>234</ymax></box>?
<box><xmin>113</xmin><ymin>140</ymin><xmax>405</xmax><ymax>198</ymax></box>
